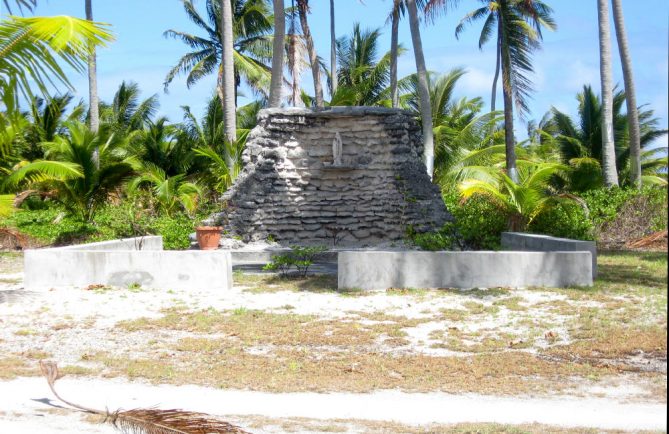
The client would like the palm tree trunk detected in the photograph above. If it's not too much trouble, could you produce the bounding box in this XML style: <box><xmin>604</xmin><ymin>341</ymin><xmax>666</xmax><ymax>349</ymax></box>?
<box><xmin>611</xmin><ymin>0</ymin><xmax>640</xmax><ymax>188</ymax></box>
<box><xmin>269</xmin><ymin>0</ymin><xmax>285</xmax><ymax>108</ymax></box>
<box><xmin>597</xmin><ymin>0</ymin><xmax>619</xmax><ymax>187</ymax></box>
<box><xmin>406</xmin><ymin>0</ymin><xmax>434</xmax><ymax>178</ymax></box>
<box><xmin>390</xmin><ymin>1</ymin><xmax>400</xmax><ymax>108</ymax></box>
<box><xmin>297</xmin><ymin>0</ymin><xmax>324</xmax><ymax>107</ymax></box>
<box><xmin>85</xmin><ymin>0</ymin><xmax>99</xmax><ymax>135</ymax></box>
<box><xmin>330</xmin><ymin>0</ymin><xmax>337</xmax><ymax>98</ymax></box>
<box><xmin>491</xmin><ymin>16</ymin><xmax>501</xmax><ymax>113</ymax></box>
<box><xmin>500</xmin><ymin>17</ymin><xmax>517</xmax><ymax>183</ymax></box>
<box><xmin>221</xmin><ymin>0</ymin><xmax>237</xmax><ymax>143</ymax></box>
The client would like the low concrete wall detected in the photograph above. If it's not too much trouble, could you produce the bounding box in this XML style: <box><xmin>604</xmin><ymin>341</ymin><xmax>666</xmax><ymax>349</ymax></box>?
<box><xmin>56</xmin><ymin>236</ymin><xmax>163</xmax><ymax>251</ymax></box>
<box><xmin>501</xmin><ymin>232</ymin><xmax>597</xmax><ymax>278</ymax></box>
<box><xmin>338</xmin><ymin>251</ymin><xmax>593</xmax><ymax>290</ymax></box>
<box><xmin>24</xmin><ymin>237</ymin><xmax>232</xmax><ymax>291</ymax></box>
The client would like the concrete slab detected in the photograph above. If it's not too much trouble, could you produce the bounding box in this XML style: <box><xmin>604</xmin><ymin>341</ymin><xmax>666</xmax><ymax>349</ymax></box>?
<box><xmin>338</xmin><ymin>251</ymin><xmax>593</xmax><ymax>290</ymax></box>
<box><xmin>24</xmin><ymin>237</ymin><xmax>232</xmax><ymax>291</ymax></box>
<box><xmin>502</xmin><ymin>232</ymin><xmax>597</xmax><ymax>278</ymax></box>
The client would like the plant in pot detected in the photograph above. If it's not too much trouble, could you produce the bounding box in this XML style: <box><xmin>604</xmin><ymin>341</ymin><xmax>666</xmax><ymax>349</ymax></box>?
<box><xmin>195</xmin><ymin>222</ymin><xmax>222</xmax><ymax>250</ymax></box>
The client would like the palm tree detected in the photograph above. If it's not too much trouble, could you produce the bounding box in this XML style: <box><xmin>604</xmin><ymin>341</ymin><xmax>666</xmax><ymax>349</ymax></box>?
<box><xmin>180</xmin><ymin>95</ymin><xmax>260</xmax><ymax>192</ymax></box>
<box><xmin>129</xmin><ymin>164</ymin><xmax>202</xmax><ymax>216</ymax></box>
<box><xmin>268</xmin><ymin>0</ymin><xmax>285</xmax><ymax>107</ymax></box>
<box><xmin>99</xmin><ymin>81</ymin><xmax>159</xmax><ymax>137</ymax></box>
<box><xmin>130</xmin><ymin>118</ymin><xmax>195</xmax><ymax>178</ymax></box>
<box><xmin>2</xmin><ymin>0</ymin><xmax>37</xmax><ymax>14</ymax></box>
<box><xmin>164</xmin><ymin>0</ymin><xmax>273</xmax><ymax>109</ymax></box>
<box><xmin>402</xmin><ymin>68</ymin><xmax>504</xmax><ymax>187</ymax></box>
<box><xmin>220</xmin><ymin>0</ymin><xmax>237</xmax><ymax>144</ymax></box>
<box><xmin>333</xmin><ymin>24</ymin><xmax>399</xmax><ymax>106</ymax></box>
<box><xmin>611</xmin><ymin>0</ymin><xmax>641</xmax><ymax>188</ymax></box>
<box><xmin>84</xmin><ymin>0</ymin><xmax>100</xmax><ymax>134</ymax></box>
<box><xmin>0</xmin><ymin>15</ymin><xmax>113</xmax><ymax>104</ymax></box>
<box><xmin>459</xmin><ymin>160</ymin><xmax>578</xmax><ymax>231</ymax></box>
<box><xmin>451</xmin><ymin>0</ymin><xmax>555</xmax><ymax>182</ymax></box>
<box><xmin>296</xmin><ymin>0</ymin><xmax>324</xmax><ymax>107</ymax></box>
<box><xmin>546</xmin><ymin>85</ymin><xmax>668</xmax><ymax>188</ymax></box>
<box><xmin>597</xmin><ymin>0</ymin><xmax>618</xmax><ymax>187</ymax></box>
<box><xmin>405</xmin><ymin>0</ymin><xmax>434</xmax><ymax>178</ymax></box>
<box><xmin>5</xmin><ymin>121</ymin><xmax>135</xmax><ymax>222</ymax></box>
<box><xmin>389</xmin><ymin>0</ymin><xmax>401</xmax><ymax>108</ymax></box>
<box><xmin>329</xmin><ymin>0</ymin><xmax>338</xmax><ymax>98</ymax></box>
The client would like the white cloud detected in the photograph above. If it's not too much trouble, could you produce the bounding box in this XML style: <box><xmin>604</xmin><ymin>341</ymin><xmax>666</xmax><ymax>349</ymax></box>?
<box><xmin>562</xmin><ymin>60</ymin><xmax>599</xmax><ymax>92</ymax></box>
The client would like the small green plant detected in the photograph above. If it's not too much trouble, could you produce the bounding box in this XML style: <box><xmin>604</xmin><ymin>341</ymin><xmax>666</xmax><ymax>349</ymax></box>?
<box><xmin>127</xmin><ymin>282</ymin><xmax>142</xmax><ymax>291</ymax></box>
<box><xmin>263</xmin><ymin>245</ymin><xmax>327</xmax><ymax>277</ymax></box>
<box><xmin>407</xmin><ymin>223</ymin><xmax>460</xmax><ymax>251</ymax></box>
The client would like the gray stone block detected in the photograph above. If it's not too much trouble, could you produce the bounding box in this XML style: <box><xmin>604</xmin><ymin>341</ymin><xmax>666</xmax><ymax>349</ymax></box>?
<box><xmin>338</xmin><ymin>251</ymin><xmax>593</xmax><ymax>290</ymax></box>
<box><xmin>501</xmin><ymin>232</ymin><xmax>597</xmax><ymax>278</ymax></box>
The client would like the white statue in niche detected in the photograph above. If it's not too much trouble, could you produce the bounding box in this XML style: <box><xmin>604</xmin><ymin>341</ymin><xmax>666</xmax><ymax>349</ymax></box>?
<box><xmin>332</xmin><ymin>132</ymin><xmax>343</xmax><ymax>166</ymax></box>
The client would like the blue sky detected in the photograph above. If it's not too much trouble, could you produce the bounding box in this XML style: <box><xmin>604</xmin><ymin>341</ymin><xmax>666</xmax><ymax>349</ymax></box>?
<box><xmin>3</xmin><ymin>0</ymin><xmax>668</xmax><ymax>146</ymax></box>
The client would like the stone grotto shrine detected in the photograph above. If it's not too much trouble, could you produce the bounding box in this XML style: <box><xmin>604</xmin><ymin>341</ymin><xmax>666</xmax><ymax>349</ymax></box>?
<box><xmin>211</xmin><ymin>106</ymin><xmax>452</xmax><ymax>247</ymax></box>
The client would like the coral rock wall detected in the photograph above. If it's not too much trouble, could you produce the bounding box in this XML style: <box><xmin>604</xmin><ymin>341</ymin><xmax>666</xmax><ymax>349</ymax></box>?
<box><xmin>217</xmin><ymin>107</ymin><xmax>451</xmax><ymax>247</ymax></box>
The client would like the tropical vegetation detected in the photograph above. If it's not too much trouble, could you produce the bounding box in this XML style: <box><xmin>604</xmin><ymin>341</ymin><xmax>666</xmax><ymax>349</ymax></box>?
<box><xmin>0</xmin><ymin>0</ymin><xmax>666</xmax><ymax>251</ymax></box>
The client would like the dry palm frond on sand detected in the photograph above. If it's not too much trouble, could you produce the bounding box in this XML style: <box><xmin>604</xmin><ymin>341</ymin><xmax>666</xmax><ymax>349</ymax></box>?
<box><xmin>39</xmin><ymin>361</ymin><xmax>251</xmax><ymax>434</ymax></box>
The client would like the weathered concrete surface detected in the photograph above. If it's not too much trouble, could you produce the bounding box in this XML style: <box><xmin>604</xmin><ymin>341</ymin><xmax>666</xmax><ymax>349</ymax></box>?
<box><xmin>24</xmin><ymin>237</ymin><xmax>232</xmax><ymax>291</ymax></box>
<box><xmin>57</xmin><ymin>236</ymin><xmax>163</xmax><ymax>251</ymax></box>
<box><xmin>501</xmin><ymin>232</ymin><xmax>597</xmax><ymax>278</ymax></box>
<box><xmin>338</xmin><ymin>251</ymin><xmax>593</xmax><ymax>290</ymax></box>
<box><xmin>207</xmin><ymin>107</ymin><xmax>451</xmax><ymax>247</ymax></box>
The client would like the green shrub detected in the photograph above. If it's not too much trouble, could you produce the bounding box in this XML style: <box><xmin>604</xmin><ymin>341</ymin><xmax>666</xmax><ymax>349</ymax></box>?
<box><xmin>407</xmin><ymin>223</ymin><xmax>458</xmax><ymax>251</ymax></box>
<box><xmin>0</xmin><ymin>206</ymin><xmax>94</xmax><ymax>245</ymax></box>
<box><xmin>263</xmin><ymin>245</ymin><xmax>327</xmax><ymax>277</ymax></box>
<box><xmin>529</xmin><ymin>202</ymin><xmax>594</xmax><ymax>240</ymax></box>
<box><xmin>442</xmin><ymin>190</ymin><xmax>508</xmax><ymax>250</ymax></box>
<box><xmin>152</xmin><ymin>214</ymin><xmax>195</xmax><ymax>250</ymax></box>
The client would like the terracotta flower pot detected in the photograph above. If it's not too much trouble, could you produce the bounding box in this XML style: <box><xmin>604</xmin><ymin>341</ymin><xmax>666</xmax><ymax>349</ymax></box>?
<box><xmin>195</xmin><ymin>226</ymin><xmax>222</xmax><ymax>250</ymax></box>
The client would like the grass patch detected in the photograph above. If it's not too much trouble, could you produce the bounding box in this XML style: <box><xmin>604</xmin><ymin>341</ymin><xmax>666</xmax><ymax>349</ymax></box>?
<box><xmin>87</xmin><ymin>349</ymin><xmax>614</xmax><ymax>395</ymax></box>
<box><xmin>117</xmin><ymin>308</ymin><xmax>417</xmax><ymax>347</ymax></box>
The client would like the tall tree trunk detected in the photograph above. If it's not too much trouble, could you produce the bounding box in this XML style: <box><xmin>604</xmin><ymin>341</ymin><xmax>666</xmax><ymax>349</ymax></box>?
<box><xmin>499</xmin><ymin>16</ymin><xmax>518</xmax><ymax>182</ymax></box>
<box><xmin>597</xmin><ymin>0</ymin><xmax>619</xmax><ymax>187</ymax></box>
<box><xmin>406</xmin><ymin>0</ymin><xmax>434</xmax><ymax>178</ymax></box>
<box><xmin>491</xmin><ymin>15</ymin><xmax>501</xmax><ymax>113</ymax></box>
<box><xmin>297</xmin><ymin>0</ymin><xmax>324</xmax><ymax>107</ymax></box>
<box><xmin>611</xmin><ymin>0</ymin><xmax>640</xmax><ymax>188</ymax></box>
<box><xmin>221</xmin><ymin>0</ymin><xmax>237</xmax><ymax>143</ymax></box>
<box><xmin>329</xmin><ymin>0</ymin><xmax>337</xmax><ymax>98</ymax></box>
<box><xmin>269</xmin><ymin>0</ymin><xmax>285</xmax><ymax>108</ymax></box>
<box><xmin>85</xmin><ymin>0</ymin><xmax>99</xmax><ymax>134</ymax></box>
<box><xmin>390</xmin><ymin>1</ymin><xmax>400</xmax><ymax>108</ymax></box>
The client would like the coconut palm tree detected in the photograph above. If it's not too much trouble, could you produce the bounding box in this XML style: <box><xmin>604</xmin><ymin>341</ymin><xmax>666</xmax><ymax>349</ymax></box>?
<box><xmin>546</xmin><ymin>85</ymin><xmax>668</xmax><ymax>188</ymax></box>
<box><xmin>389</xmin><ymin>0</ymin><xmax>401</xmax><ymax>108</ymax></box>
<box><xmin>180</xmin><ymin>95</ymin><xmax>260</xmax><ymax>192</ymax></box>
<box><xmin>268</xmin><ymin>0</ymin><xmax>285</xmax><ymax>107</ymax></box>
<box><xmin>220</xmin><ymin>0</ymin><xmax>237</xmax><ymax>144</ymax></box>
<box><xmin>84</xmin><ymin>0</ymin><xmax>100</xmax><ymax>134</ymax></box>
<box><xmin>129</xmin><ymin>164</ymin><xmax>202</xmax><ymax>216</ymax></box>
<box><xmin>99</xmin><ymin>81</ymin><xmax>159</xmax><ymax>137</ymax></box>
<box><xmin>459</xmin><ymin>160</ymin><xmax>578</xmax><ymax>231</ymax></box>
<box><xmin>296</xmin><ymin>0</ymin><xmax>324</xmax><ymax>107</ymax></box>
<box><xmin>164</xmin><ymin>0</ymin><xmax>273</xmax><ymax>109</ymax></box>
<box><xmin>611</xmin><ymin>0</ymin><xmax>641</xmax><ymax>188</ymax></box>
<box><xmin>4</xmin><ymin>121</ymin><xmax>135</xmax><ymax>222</ymax></box>
<box><xmin>405</xmin><ymin>0</ymin><xmax>435</xmax><ymax>178</ymax></box>
<box><xmin>401</xmin><ymin>68</ymin><xmax>504</xmax><ymax>187</ymax></box>
<box><xmin>333</xmin><ymin>24</ymin><xmax>400</xmax><ymax>106</ymax></box>
<box><xmin>329</xmin><ymin>0</ymin><xmax>338</xmax><ymax>98</ymax></box>
<box><xmin>597</xmin><ymin>0</ymin><xmax>618</xmax><ymax>187</ymax></box>
<box><xmin>450</xmin><ymin>0</ymin><xmax>555</xmax><ymax>182</ymax></box>
<box><xmin>2</xmin><ymin>0</ymin><xmax>37</xmax><ymax>14</ymax></box>
<box><xmin>0</xmin><ymin>15</ymin><xmax>113</xmax><ymax>104</ymax></box>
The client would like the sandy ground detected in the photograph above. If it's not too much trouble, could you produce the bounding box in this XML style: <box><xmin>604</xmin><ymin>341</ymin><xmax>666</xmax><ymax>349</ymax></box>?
<box><xmin>0</xmin><ymin>377</ymin><xmax>667</xmax><ymax>433</ymax></box>
<box><xmin>1</xmin><ymin>253</ymin><xmax>667</xmax><ymax>433</ymax></box>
